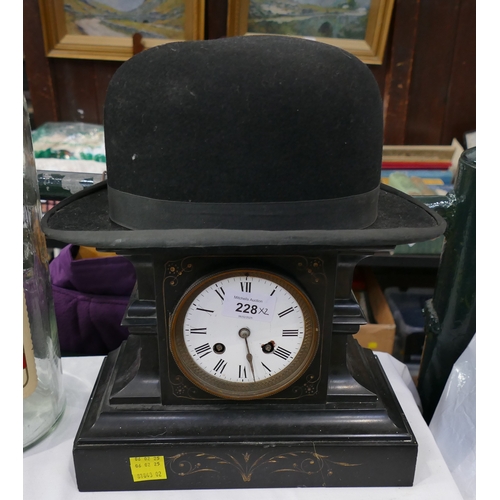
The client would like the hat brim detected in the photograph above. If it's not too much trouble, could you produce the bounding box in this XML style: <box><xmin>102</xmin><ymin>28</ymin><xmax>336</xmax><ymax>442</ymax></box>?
<box><xmin>41</xmin><ymin>181</ymin><xmax>445</xmax><ymax>250</ymax></box>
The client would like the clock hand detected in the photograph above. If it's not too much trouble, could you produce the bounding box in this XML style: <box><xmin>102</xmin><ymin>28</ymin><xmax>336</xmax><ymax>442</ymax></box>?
<box><xmin>244</xmin><ymin>339</ymin><xmax>256</xmax><ymax>382</ymax></box>
<box><xmin>239</xmin><ymin>327</ymin><xmax>256</xmax><ymax>382</ymax></box>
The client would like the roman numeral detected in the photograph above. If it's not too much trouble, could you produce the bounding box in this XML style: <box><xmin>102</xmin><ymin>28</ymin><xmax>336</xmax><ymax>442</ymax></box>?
<box><xmin>238</xmin><ymin>365</ymin><xmax>247</xmax><ymax>379</ymax></box>
<box><xmin>261</xmin><ymin>362</ymin><xmax>272</xmax><ymax>373</ymax></box>
<box><xmin>240</xmin><ymin>281</ymin><xmax>252</xmax><ymax>293</ymax></box>
<box><xmin>278</xmin><ymin>307</ymin><xmax>295</xmax><ymax>318</ymax></box>
<box><xmin>282</xmin><ymin>329</ymin><xmax>299</xmax><ymax>337</ymax></box>
<box><xmin>273</xmin><ymin>347</ymin><xmax>292</xmax><ymax>361</ymax></box>
<box><xmin>215</xmin><ymin>287</ymin><xmax>225</xmax><ymax>301</ymax></box>
<box><xmin>189</xmin><ymin>327</ymin><xmax>207</xmax><ymax>334</ymax></box>
<box><xmin>213</xmin><ymin>359</ymin><xmax>227</xmax><ymax>374</ymax></box>
<box><xmin>196</xmin><ymin>307</ymin><xmax>214</xmax><ymax>314</ymax></box>
<box><xmin>194</xmin><ymin>343</ymin><xmax>211</xmax><ymax>358</ymax></box>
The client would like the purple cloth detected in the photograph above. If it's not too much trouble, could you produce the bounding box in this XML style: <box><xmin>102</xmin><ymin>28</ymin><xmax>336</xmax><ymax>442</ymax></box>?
<box><xmin>50</xmin><ymin>245</ymin><xmax>136</xmax><ymax>355</ymax></box>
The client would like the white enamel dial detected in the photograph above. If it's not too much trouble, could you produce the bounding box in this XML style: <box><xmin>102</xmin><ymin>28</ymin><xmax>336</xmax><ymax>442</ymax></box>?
<box><xmin>170</xmin><ymin>269</ymin><xmax>319</xmax><ymax>400</ymax></box>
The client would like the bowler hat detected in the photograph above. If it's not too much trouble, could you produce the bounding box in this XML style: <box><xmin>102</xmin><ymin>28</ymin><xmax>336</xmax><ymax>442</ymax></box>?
<box><xmin>42</xmin><ymin>35</ymin><xmax>445</xmax><ymax>249</ymax></box>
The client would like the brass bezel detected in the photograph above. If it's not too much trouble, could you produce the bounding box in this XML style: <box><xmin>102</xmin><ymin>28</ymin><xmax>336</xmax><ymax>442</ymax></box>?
<box><xmin>170</xmin><ymin>269</ymin><xmax>319</xmax><ymax>400</ymax></box>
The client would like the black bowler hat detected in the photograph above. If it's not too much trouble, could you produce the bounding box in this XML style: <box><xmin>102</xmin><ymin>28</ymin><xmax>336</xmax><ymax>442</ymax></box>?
<box><xmin>42</xmin><ymin>35</ymin><xmax>445</xmax><ymax>249</ymax></box>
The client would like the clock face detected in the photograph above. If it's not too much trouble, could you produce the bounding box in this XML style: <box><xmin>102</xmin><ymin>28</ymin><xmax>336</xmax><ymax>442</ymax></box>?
<box><xmin>170</xmin><ymin>269</ymin><xmax>319</xmax><ymax>400</ymax></box>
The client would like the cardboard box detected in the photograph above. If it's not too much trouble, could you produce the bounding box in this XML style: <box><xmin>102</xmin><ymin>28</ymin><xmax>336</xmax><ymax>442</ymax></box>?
<box><xmin>353</xmin><ymin>271</ymin><xmax>396</xmax><ymax>354</ymax></box>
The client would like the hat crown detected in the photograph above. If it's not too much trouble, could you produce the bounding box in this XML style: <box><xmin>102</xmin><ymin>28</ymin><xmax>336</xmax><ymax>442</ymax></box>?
<box><xmin>104</xmin><ymin>36</ymin><xmax>383</xmax><ymax>209</ymax></box>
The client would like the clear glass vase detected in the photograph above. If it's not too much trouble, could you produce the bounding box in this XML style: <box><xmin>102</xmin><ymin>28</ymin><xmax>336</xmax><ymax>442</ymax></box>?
<box><xmin>23</xmin><ymin>97</ymin><xmax>65</xmax><ymax>449</ymax></box>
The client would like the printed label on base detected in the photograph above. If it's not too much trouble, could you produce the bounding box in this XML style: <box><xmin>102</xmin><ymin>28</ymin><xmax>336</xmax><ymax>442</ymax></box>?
<box><xmin>129</xmin><ymin>456</ymin><xmax>167</xmax><ymax>482</ymax></box>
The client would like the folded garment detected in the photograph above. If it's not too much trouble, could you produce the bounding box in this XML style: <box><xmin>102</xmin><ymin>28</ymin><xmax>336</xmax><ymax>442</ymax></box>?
<box><xmin>50</xmin><ymin>244</ymin><xmax>136</xmax><ymax>355</ymax></box>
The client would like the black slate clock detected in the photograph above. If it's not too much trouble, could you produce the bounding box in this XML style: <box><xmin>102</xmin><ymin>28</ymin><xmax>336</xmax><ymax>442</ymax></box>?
<box><xmin>63</xmin><ymin>247</ymin><xmax>425</xmax><ymax>491</ymax></box>
<box><xmin>41</xmin><ymin>35</ymin><xmax>446</xmax><ymax>492</ymax></box>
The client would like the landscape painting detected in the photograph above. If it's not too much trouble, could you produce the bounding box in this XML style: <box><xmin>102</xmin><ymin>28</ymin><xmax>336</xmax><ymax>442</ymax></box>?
<box><xmin>63</xmin><ymin>0</ymin><xmax>186</xmax><ymax>39</ymax></box>
<box><xmin>247</xmin><ymin>0</ymin><xmax>372</xmax><ymax>40</ymax></box>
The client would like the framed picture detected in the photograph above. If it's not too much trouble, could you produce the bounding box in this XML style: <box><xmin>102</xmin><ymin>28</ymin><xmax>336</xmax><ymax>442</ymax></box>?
<box><xmin>38</xmin><ymin>0</ymin><xmax>205</xmax><ymax>61</ymax></box>
<box><xmin>227</xmin><ymin>0</ymin><xmax>395</xmax><ymax>65</ymax></box>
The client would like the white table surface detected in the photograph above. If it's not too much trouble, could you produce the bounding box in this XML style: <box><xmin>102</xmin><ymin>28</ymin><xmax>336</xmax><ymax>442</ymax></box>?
<box><xmin>23</xmin><ymin>353</ymin><xmax>464</xmax><ymax>500</ymax></box>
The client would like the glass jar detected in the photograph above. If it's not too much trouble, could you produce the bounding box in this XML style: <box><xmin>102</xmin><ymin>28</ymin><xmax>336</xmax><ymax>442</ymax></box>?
<box><xmin>23</xmin><ymin>97</ymin><xmax>65</xmax><ymax>449</ymax></box>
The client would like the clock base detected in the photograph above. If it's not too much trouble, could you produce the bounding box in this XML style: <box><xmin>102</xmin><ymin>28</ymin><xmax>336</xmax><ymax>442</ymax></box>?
<box><xmin>73</xmin><ymin>341</ymin><xmax>418</xmax><ymax>491</ymax></box>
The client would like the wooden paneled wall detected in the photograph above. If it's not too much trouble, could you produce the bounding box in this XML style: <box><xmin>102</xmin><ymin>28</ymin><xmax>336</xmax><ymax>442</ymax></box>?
<box><xmin>24</xmin><ymin>0</ymin><xmax>475</xmax><ymax>146</ymax></box>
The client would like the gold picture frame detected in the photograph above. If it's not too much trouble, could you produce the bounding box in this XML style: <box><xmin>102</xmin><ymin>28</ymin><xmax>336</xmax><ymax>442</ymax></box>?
<box><xmin>38</xmin><ymin>0</ymin><xmax>205</xmax><ymax>61</ymax></box>
<box><xmin>227</xmin><ymin>0</ymin><xmax>394</xmax><ymax>65</ymax></box>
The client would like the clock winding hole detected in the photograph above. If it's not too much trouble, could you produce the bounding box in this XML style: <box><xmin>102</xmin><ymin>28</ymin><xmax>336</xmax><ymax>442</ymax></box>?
<box><xmin>213</xmin><ymin>343</ymin><xmax>225</xmax><ymax>354</ymax></box>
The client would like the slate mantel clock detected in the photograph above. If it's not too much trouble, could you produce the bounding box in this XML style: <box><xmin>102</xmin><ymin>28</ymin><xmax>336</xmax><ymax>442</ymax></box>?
<box><xmin>41</xmin><ymin>36</ymin><xmax>446</xmax><ymax>492</ymax></box>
